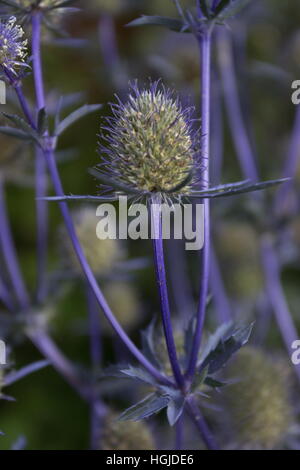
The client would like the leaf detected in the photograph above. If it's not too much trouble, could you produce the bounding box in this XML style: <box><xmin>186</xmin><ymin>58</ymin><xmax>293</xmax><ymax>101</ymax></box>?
<box><xmin>214</xmin><ymin>0</ymin><xmax>231</xmax><ymax>15</ymax></box>
<box><xmin>0</xmin><ymin>0</ymin><xmax>23</xmax><ymax>9</ymax></box>
<box><xmin>167</xmin><ymin>393</ymin><xmax>185</xmax><ymax>426</ymax></box>
<box><xmin>192</xmin><ymin>365</ymin><xmax>209</xmax><ymax>392</ymax></box>
<box><xmin>118</xmin><ymin>393</ymin><xmax>169</xmax><ymax>422</ymax></box>
<box><xmin>188</xmin><ymin>178</ymin><xmax>290</xmax><ymax>199</ymax></box>
<box><xmin>37</xmin><ymin>108</ymin><xmax>47</xmax><ymax>135</ymax></box>
<box><xmin>2</xmin><ymin>113</ymin><xmax>40</xmax><ymax>145</ymax></box>
<box><xmin>56</xmin><ymin>104</ymin><xmax>102</xmax><ymax>136</ymax></box>
<box><xmin>0</xmin><ymin>126</ymin><xmax>33</xmax><ymax>140</ymax></box>
<box><xmin>199</xmin><ymin>323</ymin><xmax>254</xmax><ymax>375</ymax></box>
<box><xmin>141</xmin><ymin>320</ymin><xmax>161</xmax><ymax>371</ymax></box>
<box><xmin>120</xmin><ymin>365</ymin><xmax>157</xmax><ymax>386</ymax></box>
<box><xmin>198</xmin><ymin>322</ymin><xmax>233</xmax><ymax>365</ymax></box>
<box><xmin>204</xmin><ymin>377</ymin><xmax>226</xmax><ymax>388</ymax></box>
<box><xmin>199</xmin><ymin>0</ymin><xmax>210</xmax><ymax>18</ymax></box>
<box><xmin>127</xmin><ymin>16</ymin><xmax>189</xmax><ymax>33</ymax></box>
<box><xmin>216</xmin><ymin>0</ymin><xmax>251</xmax><ymax>20</ymax></box>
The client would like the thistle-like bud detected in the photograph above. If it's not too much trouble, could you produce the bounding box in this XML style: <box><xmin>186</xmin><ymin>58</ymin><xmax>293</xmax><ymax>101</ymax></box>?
<box><xmin>101</xmin><ymin>282</ymin><xmax>141</xmax><ymax>334</ymax></box>
<box><xmin>101</xmin><ymin>411</ymin><xmax>155</xmax><ymax>450</ymax></box>
<box><xmin>97</xmin><ymin>82</ymin><xmax>200</xmax><ymax>197</ymax></box>
<box><xmin>0</xmin><ymin>17</ymin><xmax>27</xmax><ymax>74</ymax></box>
<box><xmin>60</xmin><ymin>207</ymin><xmax>124</xmax><ymax>276</ymax></box>
<box><xmin>224</xmin><ymin>347</ymin><xmax>292</xmax><ymax>449</ymax></box>
<box><xmin>215</xmin><ymin>222</ymin><xmax>262</xmax><ymax>298</ymax></box>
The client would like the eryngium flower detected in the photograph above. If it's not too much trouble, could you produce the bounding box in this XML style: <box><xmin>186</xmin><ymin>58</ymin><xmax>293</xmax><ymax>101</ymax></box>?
<box><xmin>15</xmin><ymin>0</ymin><xmax>63</xmax><ymax>9</ymax></box>
<box><xmin>0</xmin><ymin>17</ymin><xmax>27</xmax><ymax>73</ymax></box>
<box><xmin>95</xmin><ymin>82</ymin><xmax>200</xmax><ymax>199</ymax></box>
<box><xmin>224</xmin><ymin>347</ymin><xmax>292</xmax><ymax>449</ymax></box>
<box><xmin>101</xmin><ymin>411</ymin><xmax>155</xmax><ymax>450</ymax></box>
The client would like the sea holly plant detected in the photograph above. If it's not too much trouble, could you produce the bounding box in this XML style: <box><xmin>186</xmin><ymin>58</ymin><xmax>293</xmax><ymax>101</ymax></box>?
<box><xmin>0</xmin><ymin>0</ymin><xmax>296</xmax><ymax>450</ymax></box>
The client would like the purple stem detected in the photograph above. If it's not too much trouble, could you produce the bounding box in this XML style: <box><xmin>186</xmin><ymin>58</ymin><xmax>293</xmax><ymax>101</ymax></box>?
<box><xmin>210</xmin><ymin>244</ymin><xmax>232</xmax><ymax>323</ymax></box>
<box><xmin>0</xmin><ymin>178</ymin><xmax>30</xmax><ymax>310</ymax></box>
<box><xmin>98</xmin><ymin>14</ymin><xmax>120</xmax><ymax>71</ymax></box>
<box><xmin>185</xmin><ymin>395</ymin><xmax>219</xmax><ymax>450</ymax></box>
<box><xmin>217</xmin><ymin>29</ymin><xmax>259</xmax><ymax>181</ymax></box>
<box><xmin>35</xmin><ymin>147</ymin><xmax>48</xmax><ymax>303</ymax></box>
<box><xmin>31</xmin><ymin>12</ymin><xmax>45</xmax><ymax>111</ymax></box>
<box><xmin>29</xmin><ymin>12</ymin><xmax>171</xmax><ymax>386</ymax></box>
<box><xmin>86</xmin><ymin>284</ymin><xmax>102</xmax><ymax>367</ymax></box>
<box><xmin>151</xmin><ymin>195</ymin><xmax>185</xmax><ymax>389</ymax></box>
<box><xmin>260</xmin><ymin>235</ymin><xmax>300</xmax><ymax>384</ymax></box>
<box><xmin>274</xmin><ymin>104</ymin><xmax>300</xmax><ymax>213</ymax></box>
<box><xmin>175</xmin><ymin>415</ymin><xmax>184</xmax><ymax>450</ymax></box>
<box><xmin>218</xmin><ymin>28</ymin><xmax>300</xmax><ymax>383</ymax></box>
<box><xmin>186</xmin><ymin>27</ymin><xmax>213</xmax><ymax>382</ymax></box>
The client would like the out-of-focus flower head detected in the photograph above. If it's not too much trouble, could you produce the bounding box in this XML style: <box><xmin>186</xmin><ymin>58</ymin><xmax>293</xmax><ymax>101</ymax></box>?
<box><xmin>94</xmin><ymin>81</ymin><xmax>201</xmax><ymax>202</ymax></box>
<box><xmin>224</xmin><ymin>347</ymin><xmax>293</xmax><ymax>449</ymax></box>
<box><xmin>101</xmin><ymin>410</ymin><xmax>155</xmax><ymax>450</ymax></box>
<box><xmin>0</xmin><ymin>16</ymin><xmax>27</xmax><ymax>74</ymax></box>
<box><xmin>101</xmin><ymin>282</ymin><xmax>141</xmax><ymax>334</ymax></box>
<box><xmin>59</xmin><ymin>206</ymin><xmax>124</xmax><ymax>277</ymax></box>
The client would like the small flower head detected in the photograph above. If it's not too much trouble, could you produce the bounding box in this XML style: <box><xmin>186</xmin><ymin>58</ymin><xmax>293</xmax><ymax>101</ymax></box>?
<box><xmin>224</xmin><ymin>347</ymin><xmax>293</xmax><ymax>449</ymax></box>
<box><xmin>101</xmin><ymin>411</ymin><xmax>155</xmax><ymax>450</ymax></box>
<box><xmin>0</xmin><ymin>17</ymin><xmax>27</xmax><ymax>73</ymax></box>
<box><xmin>59</xmin><ymin>207</ymin><xmax>124</xmax><ymax>276</ymax></box>
<box><xmin>101</xmin><ymin>282</ymin><xmax>141</xmax><ymax>334</ymax></box>
<box><xmin>95</xmin><ymin>82</ymin><xmax>201</xmax><ymax>200</ymax></box>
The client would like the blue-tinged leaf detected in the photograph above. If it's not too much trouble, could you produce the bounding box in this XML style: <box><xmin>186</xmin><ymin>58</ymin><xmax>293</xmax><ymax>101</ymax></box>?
<box><xmin>216</xmin><ymin>0</ymin><xmax>251</xmax><ymax>20</ymax></box>
<box><xmin>167</xmin><ymin>392</ymin><xmax>185</xmax><ymax>426</ymax></box>
<box><xmin>0</xmin><ymin>126</ymin><xmax>33</xmax><ymax>140</ymax></box>
<box><xmin>4</xmin><ymin>360</ymin><xmax>50</xmax><ymax>387</ymax></box>
<box><xmin>214</xmin><ymin>0</ymin><xmax>231</xmax><ymax>15</ymax></box>
<box><xmin>198</xmin><ymin>322</ymin><xmax>233</xmax><ymax>365</ymax></box>
<box><xmin>204</xmin><ymin>377</ymin><xmax>227</xmax><ymax>388</ymax></box>
<box><xmin>120</xmin><ymin>365</ymin><xmax>158</xmax><ymax>386</ymax></box>
<box><xmin>2</xmin><ymin>113</ymin><xmax>40</xmax><ymax>145</ymax></box>
<box><xmin>118</xmin><ymin>393</ymin><xmax>169</xmax><ymax>422</ymax></box>
<box><xmin>199</xmin><ymin>0</ymin><xmax>210</xmax><ymax>18</ymax></box>
<box><xmin>199</xmin><ymin>323</ymin><xmax>254</xmax><ymax>374</ymax></box>
<box><xmin>56</xmin><ymin>104</ymin><xmax>102</xmax><ymax>136</ymax></box>
<box><xmin>192</xmin><ymin>365</ymin><xmax>209</xmax><ymax>392</ymax></box>
<box><xmin>188</xmin><ymin>178</ymin><xmax>290</xmax><ymax>199</ymax></box>
<box><xmin>127</xmin><ymin>16</ymin><xmax>189</xmax><ymax>33</ymax></box>
<box><xmin>141</xmin><ymin>320</ymin><xmax>161</xmax><ymax>371</ymax></box>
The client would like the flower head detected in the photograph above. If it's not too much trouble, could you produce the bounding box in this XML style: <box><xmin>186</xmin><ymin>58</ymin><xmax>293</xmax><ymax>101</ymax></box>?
<box><xmin>95</xmin><ymin>82</ymin><xmax>201</xmax><ymax>201</ymax></box>
<box><xmin>101</xmin><ymin>411</ymin><xmax>155</xmax><ymax>450</ymax></box>
<box><xmin>0</xmin><ymin>17</ymin><xmax>27</xmax><ymax>74</ymax></box>
<box><xmin>224</xmin><ymin>347</ymin><xmax>293</xmax><ymax>449</ymax></box>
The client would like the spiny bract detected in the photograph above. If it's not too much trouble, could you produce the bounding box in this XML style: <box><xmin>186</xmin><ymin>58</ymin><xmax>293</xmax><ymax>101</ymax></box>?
<box><xmin>0</xmin><ymin>17</ymin><xmax>27</xmax><ymax>73</ymax></box>
<box><xmin>224</xmin><ymin>347</ymin><xmax>292</xmax><ymax>449</ymax></box>
<box><xmin>97</xmin><ymin>83</ymin><xmax>199</xmax><ymax>197</ymax></box>
<box><xmin>101</xmin><ymin>411</ymin><xmax>155</xmax><ymax>450</ymax></box>
<box><xmin>60</xmin><ymin>207</ymin><xmax>124</xmax><ymax>276</ymax></box>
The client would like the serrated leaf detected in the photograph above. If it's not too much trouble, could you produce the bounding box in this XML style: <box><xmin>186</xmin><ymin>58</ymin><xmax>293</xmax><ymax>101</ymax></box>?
<box><xmin>56</xmin><ymin>104</ymin><xmax>102</xmax><ymax>136</ymax></box>
<box><xmin>192</xmin><ymin>365</ymin><xmax>209</xmax><ymax>392</ymax></box>
<box><xmin>4</xmin><ymin>360</ymin><xmax>50</xmax><ymax>387</ymax></box>
<box><xmin>2</xmin><ymin>113</ymin><xmax>40</xmax><ymax>145</ymax></box>
<box><xmin>118</xmin><ymin>393</ymin><xmax>169</xmax><ymax>422</ymax></box>
<box><xmin>127</xmin><ymin>15</ymin><xmax>189</xmax><ymax>33</ymax></box>
<box><xmin>120</xmin><ymin>365</ymin><xmax>157</xmax><ymax>386</ymax></box>
<box><xmin>199</xmin><ymin>323</ymin><xmax>254</xmax><ymax>375</ymax></box>
<box><xmin>167</xmin><ymin>393</ymin><xmax>185</xmax><ymax>426</ymax></box>
<box><xmin>198</xmin><ymin>322</ymin><xmax>233</xmax><ymax>365</ymax></box>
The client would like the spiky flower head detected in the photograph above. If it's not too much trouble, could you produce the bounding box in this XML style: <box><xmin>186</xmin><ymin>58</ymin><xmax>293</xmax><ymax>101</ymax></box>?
<box><xmin>15</xmin><ymin>0</ymin><xmax>62</xmax><ymax>8</ymax></box>
<box><xmin>0</xmin><ymin>16</ymin><xmax>27</xmax><ymax>74</ymax></box>
<box><xmin>224</xmin><ymin>347</ymin><xmax>292</xmax><ymax>449</ymax></box>
<box><xmin>101</xmin><ymin>282</ymin><xmax>140</xmax><ymax>334</ymax></box>
<box><xmin>101</xmin><ymin>411</ymin><xmax>155</xmax><ymax>450</ymax></box>
<box><xmin>60</xmin><ymin>207</ymin><xmax>124</xmax><ymax>276</ymax></box>
<box><xmin>95</xmin><ymin>82</ymin><xmax>201</xmax><ymax>200</ymax></box>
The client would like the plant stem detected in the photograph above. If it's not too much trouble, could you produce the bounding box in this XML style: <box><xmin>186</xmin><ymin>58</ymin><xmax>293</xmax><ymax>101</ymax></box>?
<box><xmin>35</xmin><ymin>147</ymin><xmax>48</xmax><ymax>303</ymax></box>
<box><xmin>260</xmin><ymin>235</ymin><xmax>300</xmax><ymax>384</ymax></box>
<box><xmin>150</xmin><ymin>195</ymin><xmax>185</xmax><ymax>389</ymax></box>
<box><xmin>186</xmin><ymin>26</ymin><xmax>213</xmax><ymax>382</ymax></box>
<box><xmin>185</xmin><ymin>395</ymin><xmax>219</xmax><ymax>450</ymax></box>
<box><xmin>217</xmin><ymin>29</ymin><xmax>259</xmax><ymax>181</ymax></box>
<box><xmin>29</xmin><ymin>11</ymin><xmax>171</xmax><ymax>386</ymax></box>
<box><xmin>0</xmin><ymin>178</ymin><xmax>30</xmax><ymax>310</ymax></box>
